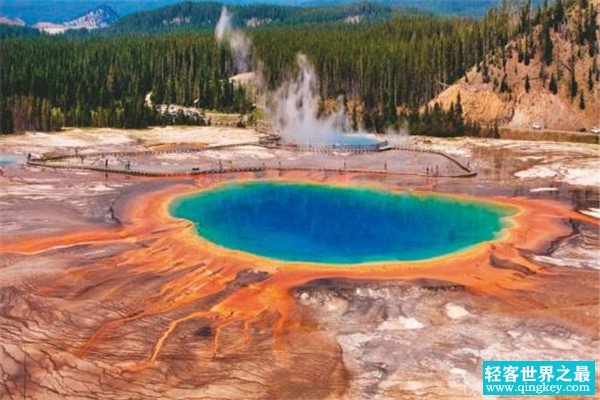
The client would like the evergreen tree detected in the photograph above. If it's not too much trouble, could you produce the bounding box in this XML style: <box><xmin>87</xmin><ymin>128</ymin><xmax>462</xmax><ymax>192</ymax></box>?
<box><xmin>519</xmin><ymin>0</ymin><xmax>532</xmax><ymax>34</ymax></box>
<box><xmin>454</xmin><ymin>92</ymin><xmax>465</xmax><ymax>135</ymax></box>
<box><xmin>493</xmin><ymin>120</ymin><xmax>500</xmax><ymax>138</ymax></box>
<box><xmin>0</xmin><ymin>98</ymin><xmax>14</xmax><ymax>134</ymax></box>
<box><xmin>553</xmin><ymin>0</ymin><xmax>565</xmax><ymax>30</ymax></box>
<box><xmin>549</xmin><ymin>73</ymin><xmax>558</xmax><ymax>94</ymax></box>
<box><xmin>569</xmin><ymin>75</ymin><xmax>579</xmax><ymax>99</ymax></box>
<box><xmin>500</xmin><ymin>75</ymin><xmax>510</xmax><ymax>93</ymax></box>
<box><xmin>540</xmin><ymin>22</ymin><xmax>554</xmax><ymax>66</ymax></box>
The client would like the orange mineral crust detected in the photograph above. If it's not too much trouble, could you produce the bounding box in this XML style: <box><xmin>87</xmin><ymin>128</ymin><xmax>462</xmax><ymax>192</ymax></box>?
<box><xmin>1</xmin><ymin>171</ymin><xmax>598</xmax><ymax>399</ymax></box>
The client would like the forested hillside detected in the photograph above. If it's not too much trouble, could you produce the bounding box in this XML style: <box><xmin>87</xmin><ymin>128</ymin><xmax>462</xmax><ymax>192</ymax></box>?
<box><xmin>0</xmin><ymin>0</ymin><xmax>507</xmax><ymax>26</ymax></box>
<box><xmin>108</xmin><ymin>1</ymin><xmax>394</xmax><ymax>33</ymax></box>
<box><xmin>0</xmin><ymin>34</ymin><xmax>250</xmax><ymax>132</ymax></box>
<box><xmin>430</xmin><ymin>0</ymin><xmax>599</xmax><ymax>131</ymax></box>
<box><xmin>0</xmin><ymin>24</ymin><xmax>43</xmax><ymax>39</ymax></box>
<box><xmin>0</xmin><ymin>13</ymin><xmax>490</xmax><ymax>133</ymax></box>
<box><xmin>2</xmin><ymin>1</ymin><xmax>594</xmax><ymax>135</ymax></box>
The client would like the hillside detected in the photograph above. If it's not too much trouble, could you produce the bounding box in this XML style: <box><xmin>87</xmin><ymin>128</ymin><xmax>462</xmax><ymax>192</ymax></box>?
<box><xmin>108</xmin><ymin>1</ymin><xmax>394</xmax><ymax>33</ymax></box>
<box><xmin>0</xmin><ymin>12</ymin><xmax>490</xmax><ymax>133</ymax></box>
<box><xmin>0</xmin><ymin>24</ymin><xmax>43</xmax><ymax>39</ymax></box>
<box><xmin>0</xmin><ymin>0</ymin><xmax>505</xmax><ymax>26</ymax></box>
<box><xmin>430</xmin><ymin>0</ymin><xmax>600</xmax><ymax>131</ymax></box>
<box><xmin>62</xmin><ymin>5</ymin><xmax>119</xmax><ymax>30</ymax></box>
<box><xmin>2</xmin><ymin>1</ymin><xmax>593</xmax><ymax>135</ymax></box>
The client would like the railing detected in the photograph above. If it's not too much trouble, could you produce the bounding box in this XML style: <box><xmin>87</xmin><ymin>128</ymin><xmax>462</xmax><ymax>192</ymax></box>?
<box><xmin>28</xmin><ymin>135</ymin><xmax>476</xmax><ymax>178</ymax></box>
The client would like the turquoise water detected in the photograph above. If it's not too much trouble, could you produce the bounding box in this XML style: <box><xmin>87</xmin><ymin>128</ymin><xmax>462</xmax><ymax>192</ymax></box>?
<box><xmin>0</xmin><ymin>154</ymin><xmax>20</xmax><ymax>166</ymax></box>
<box><xmin>171</xmin><ymin>182</ymin><xmax>513</xmax><ymax>264</ymax></box>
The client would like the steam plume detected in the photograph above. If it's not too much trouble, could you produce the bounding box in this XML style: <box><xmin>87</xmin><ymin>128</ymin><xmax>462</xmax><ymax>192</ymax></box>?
<box><xmin>215</xmin><ymin>7</ymin><xmax>252</xmax><ymax>73</ymax></box>
<box><xmin>269</xmin><ymin>54</ymin><xmax>371</xmax><ymax>145</ymax></box>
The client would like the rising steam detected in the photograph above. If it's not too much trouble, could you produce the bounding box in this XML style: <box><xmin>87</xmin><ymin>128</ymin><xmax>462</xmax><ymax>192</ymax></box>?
<box><xmin>269</xmin><ymin>54</ymin><xmax>379</xmax><ymax>146</ymax></box>
<box><xmin>214</xmin><ymin>10</ymin><xmax>397</xmax><ymax>146</ymax></box>
<box><xmin>215</xmin><ymin>7</ymin><xmax>252</xmax><ymax>73</ymax></box>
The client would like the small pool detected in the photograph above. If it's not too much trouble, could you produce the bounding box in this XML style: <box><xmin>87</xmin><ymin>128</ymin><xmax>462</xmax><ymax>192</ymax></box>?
<box><xmin>0</xmin><ymin>154</ymin><xmax>21</xmax><ymax>166</ymax></box>
<box><xmin>329</xmin><ymin>133</ymin><xmax>386</xmax><ymax>148</ymax></box>
<box><xmin>171</xmin><ymin>182</ymin><xmax>514</xmax><ymax>264</ymax></box>
<box><xmin>286</xmin><ymin>132</ymin><xmax>387</xmax><ymax>150</ymax></box>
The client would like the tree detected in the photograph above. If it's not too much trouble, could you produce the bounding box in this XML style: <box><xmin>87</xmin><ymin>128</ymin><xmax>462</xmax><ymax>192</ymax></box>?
<box><xmin>549</xmin><ymin>73</ymin><xmax>558</xmax><ymax>94</ymax></box>
<box><xmin>569</xmin><ymin>75</ymin><xmax>579</xmax><ymax>99</ymax></box>
<box><xmin>454</xmin><ymin>92</ymin><xmax>465</xmax><ymax>135</ymax></box>
<box><xmin>553</xmin><ymin>0</ymin><xmax>565</xmax><ymax>30</ymax></box>
<box><xmin>525</xmin><ymin>74</ymin><xmax>531</xmax><ymax>93</ymax></box>
<box><xmin>0</xmin><ymin>98</ymin><xmax>14</xmax><ymax>134</ymax></box>
<box><xmin>50</xmin><ymin>107</ymin><xmax>65</xmax><ymax>131</ymax></box>
<box><xmin>500</xmin><ymin>75</ymin><xmax>510</xmax><ymax>93</ymax></box>
<box><xmin>519</xmin><ymin>0</ymin><xmax>532</xmax><ymax>34</ymax></box>
<box><xmin>493</xmin><ymin>120</ymin><xmax>500</xmax><ymax>138</ymax></box>
<box><xmin>578</xmin><ymin>90</ymin><xmax>585</xmax><ymax>109</ymax></box>
<box><xmin>540</xmin><ymin>22</ymin><xmax>553</xmax><ymax>66</ymax></box>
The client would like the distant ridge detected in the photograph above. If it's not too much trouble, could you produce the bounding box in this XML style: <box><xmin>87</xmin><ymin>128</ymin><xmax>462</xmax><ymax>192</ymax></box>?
<box><xmin>0</xmin><ymin>15</ymin><xmax>25</xmax><ymax>26</ymax></box>
<box><xmin>0</xmin><ymin>0</ymin><xmax>502</xmax><ymax>28</ymax></box>
<box><xmin>109</xmin><ymin>1</ymin><xmax>394</xmax><ymax>33</ymax></box>
<box><xmin>34</xmin><ymin>4</ymin><xmax>119</xmax><ymax>34</ymax></box>
<box><xmin>63</xmin><ymin>5</ymin><xmax>119</xmax><ymax>29</ymax></box>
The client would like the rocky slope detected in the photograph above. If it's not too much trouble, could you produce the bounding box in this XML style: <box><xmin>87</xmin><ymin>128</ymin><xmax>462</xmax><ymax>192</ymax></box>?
<box><xmin>34</xmin><ymin>5</ymin><xmax>118</xmax><ymax>34</ymax></box>
<box><xmin>431</xmin><ymin>0</ymin><xmax>599</xmax><ymax>131</ymax></box>
<box><xmin>0</xmin><ymin>15</ymin><xmax>25</xmax><ymax>26</ymax></box>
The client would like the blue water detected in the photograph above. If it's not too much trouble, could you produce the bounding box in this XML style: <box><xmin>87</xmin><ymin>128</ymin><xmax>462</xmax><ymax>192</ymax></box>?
<box><xmin>171</xmin><ymin>182</ymin><xmax>514</xmax><ymax>264</ymax></box>
<box><xmin>330</xmin><ymin>133</ymin><xmax>385</xmax><ymax>147</ymax></box>
<box><xmin>0</xmin><ymin>154</ymin><xmax>21</xmax><ymax>166</ymax></box>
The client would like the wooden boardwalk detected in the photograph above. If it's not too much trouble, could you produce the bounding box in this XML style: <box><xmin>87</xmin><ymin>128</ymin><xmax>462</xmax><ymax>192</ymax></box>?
<box><xmin>28</xmin><ymin>129</ymin><xmax>476</xmax><ymax>178</ymax></box>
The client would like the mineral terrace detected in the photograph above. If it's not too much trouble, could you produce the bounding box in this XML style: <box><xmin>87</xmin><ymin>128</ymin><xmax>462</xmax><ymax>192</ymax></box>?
<box><xmin>1</xmin><ymin>126</ymin><xmax>598</xmax><ymax>399</ymax></box>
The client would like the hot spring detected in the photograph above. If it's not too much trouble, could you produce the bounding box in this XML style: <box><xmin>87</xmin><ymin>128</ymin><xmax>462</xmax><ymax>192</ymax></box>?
<box><xmin>281</xmin><ymin>132</ymin><xmax>388</xmax><ymax>151</ymax></box>
<box><xmin>0</xmin><ymin>154</ymin><xmax>21</xmax><ymax>166</ymax></box>
<box><xmin>171</xmin><ymin>182</ymin><xmax>514</xmax><ymax>264</ymax></box>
